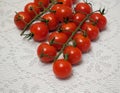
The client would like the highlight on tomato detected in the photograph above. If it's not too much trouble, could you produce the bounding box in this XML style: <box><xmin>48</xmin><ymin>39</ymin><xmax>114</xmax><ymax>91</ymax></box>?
<box><xmin>37</xmin><ymin>43</ymin><xmax>57</xmax><ymax>63</ymax></box>
<box><xmin>48</xmin><ymin>32</ymin><xmax>68</xmax><ymax>51</ymax></box>
<box><xmin>63</xmin><ymin>46</ymin><xmax>82</xmax><ymax>65</ymax></box>
<box><xmin>53</xmin><ymin>59</ymin><xmax>72</xmax><ymax>79</ymax></box>
<box><xmin>30</xmin><ymin>22</ymin><xmax>49</xmax><ymax>42</ymax></box>
<box><xmin>14</xmin><ymin>11</ymin><xmax>32</xmax><ymax>30</ymax></box>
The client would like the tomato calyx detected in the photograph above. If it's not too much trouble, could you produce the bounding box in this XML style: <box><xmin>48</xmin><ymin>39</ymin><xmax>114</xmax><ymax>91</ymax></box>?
<box><xmin>49</xmin><ymin>37</ymin><xmax>63</xmax><ymax>45</ymax></box>
<box><xmin>20</xmin><ymin>1</ymin><xmax>56</xmax><ymax>36</ymax></box>
<box><xmin>59</xmin><ymin>26</ymin><xmax>74</xmax><ymax>33</ymax></box>
<box><xmin>15</xmin><ymin>12</ymin><xmax>22</xmax><ymax>21</ymax></box>
<box><xmin>63</xmin><ymin>17</ymin><xmax>70</xmax><ymax>23</ymax></box>
<box><xmin>15</xmin><ymin>12</ymin><xmax>27</xmax><ymax>24</ymax></box>
<box><xmin>49</xmin><ymin>37</ymin><xmax>55</xmax><ymax>45</ymax></box>
<box><xmin>72</xmin><ymin>40</ymin><xmax>77</xmax><ymax>47</ymax></box>
<box><xmin>57</xmin><ymin>2</ymin><xmax>63</xmax><ymax>4</ymax></box>
<box><xmin>99</xmin><ymin>8</ymin><xmax>106</xmax><ymax>15</ymax></box>
<box><xmin>29</xmin><ymin>6</ymin><xmax>38</xmax><ymax>15</ymax></box>
<box><xmin>81</xmin><ymin>30</ymin><xmax>88</xmax><ymax>37</ymax></box>
<box><xmin>23</xmin><ymin>33</ymin><xmax>34</xmax><ymax>40</ymax></box>
<box><xmin>49</xmin><ymin>9</ymin><xmax>56</xmax><ymax>13</ymax></box>
<box><xmin>88</xmin><ymin>8</ymin><xmax>106</xmax><ymax>28</ymax></box>
<box><xmin>38</xmin><ymin>2</ymin><xmax>46</xmax><ymax>10</ymax></box>
<box><xmin>41</xmin><ymin>18</ymin><xmax>49</xmax><ymax>24</ymax></box>
<box><xmin>89</xmin><ymin>19</ymin><xmax>98</xmax><ymax>26</ymax></box>
<box><xmin>63</xmin><ymin>54</ymin><xmax>69</xmax><ymax>60</ymax></box>
<box><xmin>40</xmin><ymin>50</ymin><xmax>53</xmax><ymax>58</ymax></box>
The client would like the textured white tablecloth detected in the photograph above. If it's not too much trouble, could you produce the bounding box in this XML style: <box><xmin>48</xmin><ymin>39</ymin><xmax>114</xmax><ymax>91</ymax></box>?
<box><xmin>0</xmin><ymin>0</ymin><xmax>120</xmax><ymax>93</ymax></box>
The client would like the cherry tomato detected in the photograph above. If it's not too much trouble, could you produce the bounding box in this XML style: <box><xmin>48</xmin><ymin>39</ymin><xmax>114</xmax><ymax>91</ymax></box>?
<box><xmin>37</xmin><ymin>43</ymin><xmax>57</xmax><ymax>63</ymax></box>
<box><xmin>75</xmin><ymin>2</ymin><xmax>92</xmax><ymax>14</ymax></box>
<box><xmin>63</xmin><ymin>46</ymin><xmax>82</xmax><ymax>65</ymax></box>
<box><xmin>73</xmin><ymin>33</ymin><xmax>91</xmax><ymax>53</ymax></box>
<box><xmin>34</xmin><ymin>0</ymin><xmax>50</xmax><ymax>10</ymax></box>
<box><xmin>51</xmin><ymin>4</ymin><xmax>63</xmax><ymax>12</ymax></box>
<box><xmin>55</xmin><ymin>5</ymin><xmax>72</xmax><ymax>22</ymax></box>
<box><xmin>82</xmin><ymin>22</ymin><xmax>99</xmax><ymax>41</ymax></box>
<box><xmin>90</xmin><ymin>13</ymin><xmax>107</xmax><ymax>30</ymax></box>
<box><xmin>72</xmin><ymin>13</ymin><xmax>86</xmax><ymax>26</ymax></box>
<box><xmin>42</xmin><ymin>13</ymin><xmax>58</xmax><ymax>31</ymax></box>
<box><xmin>53</xmin><ymin>59</ymin><xmax>72</xmax><ymax>78</ymax></box>
<box><xmin>57</xmin><ymin>0</ymin><xmax>72</xmax><ymax>7</ymax></box>
<box><xmin>48</xmin><ymin>32</ymin><xmax>68</xmax><ymax>51</ymax></box>
<box><xmin>14</xmin><ymin>11</ymin><xmax>32</xmax><ymax>30</ymax></box>
<box><xmin>51</xmin><ymin>4</ymin><xmax>63</xmax><ymax>18</ymax></box>
<box><xmin>24</xmin><ymin>2</ymin><xmax>40</xmax><ymax>18</ymax></box>
<box><xmin>61</xmin><ymin>22</ymin><xmax>77</xmax><ymax>37</ymax></box>
<box><xmin>30</xmin><ymin>22</ymin><xmax>49</xmax><ymax>41</ymax></box>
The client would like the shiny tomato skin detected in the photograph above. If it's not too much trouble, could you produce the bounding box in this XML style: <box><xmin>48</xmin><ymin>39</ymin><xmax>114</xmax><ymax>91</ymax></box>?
<box><xmin>37</xmin><ymin>43</ymin><xmax>57</xmax><ymax>63</ymax></box>
<box><xmin>57</xmin><ymin>0</ymin><xmax>72</xmax><ymax>7</ymax></box>
<box><xmin>82</xmin><ymin>23</ymin><xmax>99</xmax><ymax>41</ymax></box>
<box><xmin>63</xmin><ymin>46</ymin><xmax>82</xmax><ymax>65</ymax></box>
<box><xmin>14</xmin><ymin>11</ymin><xmax>32</xmax><ymax>30</ymax></box>
<box><xmin>90</xmin><ymin>13</ymin><xmax>107</xmax><ymax>30</ymax></box>
<box><xmin>42</xmin><ymin>13</ymin><xmax>58</xmax><ymax>31</ymax></box>
<box><xmin>75</xmin><ymin>2</ymin><xmax>92</xmax><ymax>14</ymax></box>
<box><xmin>24</xmin><ymin>2</ymin><xmax>40</xmax><ymax>18</ymax></box>
<box><xmin>73</xmin><ymin>13</ymin><xmax>86</xmax><ymax>26</ymax></box>
<box><xmin>48</xmin><ymin>32</ymin><xmax>68</xmax><ymax>51</ymax></box>
<box><xmin>73</xmin><ymin>33</ymin><xmax>91</xmax><ymax>53</ymax></box>
<box><xmin>51</xmin><ymin>4</ymin><xmax>63</xmax><ymax>11</ymax></box>
<box><xmin>55</xmin><ymin>5</ymin><xmax>72</xmax><ymax>22</ymax></box>
<box><xmin>53</xmin><ymin>59</ymin><xmax>72</xmax><ymax>78</ymax></box>
<box><xmin>51</xmin><ymin>4</ymin><xmax>63</xmax><ymax>18</ymax></box>
<box><xmin>30</xmin><ymin>22</ymin><xmax>49</xmax><ymax>42</ymax></box>
<box><xmin>61</xmin><ymin>22</ymin><xmax>77</xmax><ymax>37</ymax></box>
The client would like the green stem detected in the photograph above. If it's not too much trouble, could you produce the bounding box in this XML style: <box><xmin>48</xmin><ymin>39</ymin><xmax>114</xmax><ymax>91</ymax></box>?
<box><xmin>20</xmin><ymin>1</ymin><xmax>56</xmax><ymax>36</ymax></box>
<box><xmin>54</xmin><ymin>10</ymin><xmax>99</xmax><ymax>62</ymax></box>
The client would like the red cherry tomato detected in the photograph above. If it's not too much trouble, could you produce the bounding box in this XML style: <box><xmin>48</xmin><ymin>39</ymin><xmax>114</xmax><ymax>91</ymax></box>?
<box><xmin>90</xmin><ymin>13</ymin><xmax>107</xmax><ymax>30</ymax></box>
<box><xmin>37</xmin><ymin>43</ymin><xmax>57</xmax><ymax>63</ymax></box>
<box><xmin>30</xmin><ymin>22</ymin><xmax>49</xmax><ymax>41</ymax></box>
<box><xmin>53</xmin><ymin>59</ymin><xmax>72</xmax><ymax>78</ymax></box>
<box><xmin>24</xmin><ymin>2</ymin><xmax>40</xmax><ymax>18</ymax></box>
<box><xmin>48</xmin><ymin>32</ymin><xmax>68</xmax><ymax>51</ymax></box>
<box><xmin>73</xmin><ymin>33</ymin><xmax>91</xmax><ymax>53</ymax></box>
<box><xmin>34</xmin><ymin>0</ymin><xmax>50</xmax><ymax>10</ymax></box>
<box><xmin>42</xmin><ymin>13</ymin><xmax>58</xmax><ymax>31</ymax></box>
<box><xmin>51</xmin><ymin>4</ymin><xmax>63</xmax><ymax>12</ymax></box>
<box><xmin>61</xmin><ymin>22</ymin><xmax>77</xmax><ymax>37</ymax></box>
<box><xmin>82</xmin><ymin>22</ymin><xmax>99</xmax><ymax>41</ymax></box>
<box><xmin>55</xmin><ymin>5</ymin><xmax>72</xmax><ymax>22</ymax></box>
<box><xmin>51</xmin><ymin>4</ymin><xmax>62</xmax><ymax>20</ymax></box>
<box><xmin>14</xmin><ymin>11</ymin><xmax>32</xmax><ymax>30</ymax></box>
<box><xmin>63</xmin><ymin>46</ymin><xmax>82</xmax><ymax>65</ymax></box>
<box><xmin>75</xmin><ymin>2</ymin><xmax>92</xmax><ymax>14</ymax></box>
<box><xmin>57</xmin><ymin>0</ymin><xmax>72</xmax><ymax>7</ymax></box>
<box><xmin>73</xmin><ymin>13</ymin><xmax>86</xmax><ymax>26</ymax></box>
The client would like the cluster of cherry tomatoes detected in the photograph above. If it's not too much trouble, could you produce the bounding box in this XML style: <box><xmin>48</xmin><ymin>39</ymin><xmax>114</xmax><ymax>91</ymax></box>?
<box><xmin>14</xmin><ymin>0</ymin><xmax>107</xmax><ymax>79</ymax></box>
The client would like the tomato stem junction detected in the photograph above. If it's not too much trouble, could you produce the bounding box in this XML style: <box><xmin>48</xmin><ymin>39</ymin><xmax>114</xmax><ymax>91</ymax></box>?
<box><xmin>54</xmin><ymin>10</ymin><xmax>99</xmax><ymax>61</ymax></box>
<box><xmin>20</xmin><ymin>0</ymin><xmax>57</xmax><ymax>36</ymax></box>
